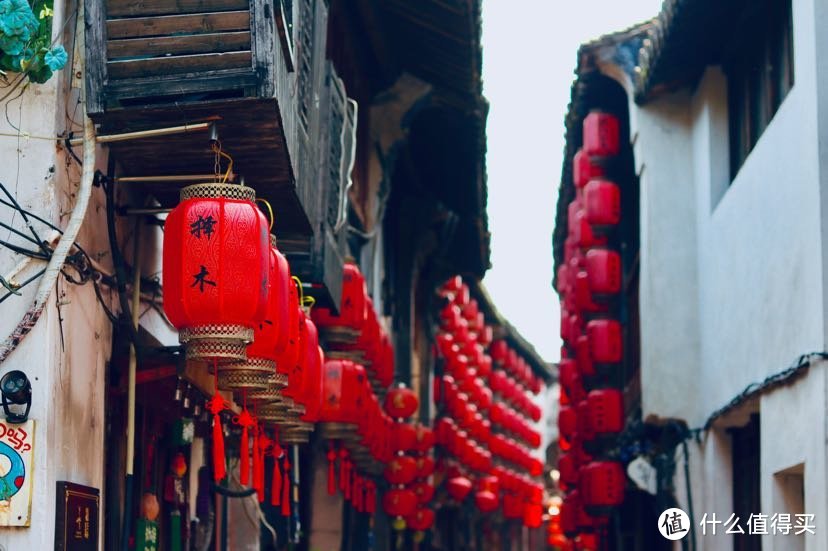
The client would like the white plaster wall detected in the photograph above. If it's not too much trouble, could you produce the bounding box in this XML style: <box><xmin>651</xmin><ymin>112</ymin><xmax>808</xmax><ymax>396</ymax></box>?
<box><xmin>634</xmin><ymin>0</ymin><xmax>825</xmax><ymax>428</ymax></box>
<box><xmin>759</xmin><ymin>364</ymin><xmax>827</xmax><ymax>551</ymax></box>
<box><xmin>0</xmin><ymin>0</ymin><xmax>115</xmax><ymax>547</ymax></box>
<box><xmin>632</xmin><ymin>89</ymin><xmax>702</xmax><ymax>424</ymax></box>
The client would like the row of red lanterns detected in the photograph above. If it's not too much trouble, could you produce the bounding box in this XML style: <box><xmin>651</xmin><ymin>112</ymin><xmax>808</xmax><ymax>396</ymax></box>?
<box><xmin>435</xmin><ymin>276</ymin><xmax>546</xmax><ymax>529</ymax></box>
<box><xmin>553</xmin><ymin>111</ymin><xmax>627</xmax><ymax>549</ymax></box>
<box><xmin>163</xmin><ymin>184</ymin><xmax>334</xmax><ymax>515</ymax></box>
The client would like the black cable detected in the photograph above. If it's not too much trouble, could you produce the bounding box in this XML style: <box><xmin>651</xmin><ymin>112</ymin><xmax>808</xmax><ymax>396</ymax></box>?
<box><xmin>103</xmin><ymin>169</ymin><xmax>144</xmax><ymax>360</ymax></box>
<box><xmin>0</xmin><ymin>191</ymin><xmax>93</xmax><ymax>260</ymax></box>
<box><xmin>0</xmin><ymin>181</ymin><xmax>51</xmax><ymax>257</ymax></box>
<box><xmin>63</xmin><ymin>135</ymin><xmax>84</xmax><ymax>167</ymax></box>
<box><xmin>0</xmin><ymin>268</ymin><xmax>46</xmax><ymax>304</ymax></box>
<box><xmin>682</xmin><ymin>439</ymin><xmax>697</xmax><ymax>551</ymax></box>
<box><xmin>702</xmin><ymin>351</ymin><xmax>828</xmax><ymax>430</ymax></box>
<box><xmin>0</xmin><ymin>239</ymin><xmax>50</xmax><ymax>259</ymax></box>
<box><xmin>0</xmin><ymin>220</ymin><xmax>41</xmax><ymax>246</ymax></box>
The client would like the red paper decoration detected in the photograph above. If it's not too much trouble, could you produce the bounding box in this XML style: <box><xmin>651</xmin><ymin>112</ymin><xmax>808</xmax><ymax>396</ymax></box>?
<box><xmin>163</xmin><ymin>184</ymin><xmax>270</xmax><ymax>362</ymax></box>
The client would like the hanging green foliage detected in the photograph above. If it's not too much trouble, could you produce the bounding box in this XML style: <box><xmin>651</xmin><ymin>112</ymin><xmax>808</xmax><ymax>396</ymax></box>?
<box><xmin>0</xmin><ymin>0</ymin><xmax>66</xmax><ymax>84</ymax></box>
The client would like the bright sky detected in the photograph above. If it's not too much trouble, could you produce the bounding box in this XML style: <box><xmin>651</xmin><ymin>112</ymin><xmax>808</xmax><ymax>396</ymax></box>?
<box><xmin>481</xmin><ymin>1</ymin><xmax>663</xmax><ymax>362</ymax></box>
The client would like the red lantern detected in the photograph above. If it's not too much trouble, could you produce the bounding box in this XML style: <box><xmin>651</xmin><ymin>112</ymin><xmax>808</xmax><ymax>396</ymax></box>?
<box><xmin>584</xmin><ymin>179</ymin><xmax>621</xmax><ymax>227</ymax></box>
<box><xmin>382</xmin><ymin>488</ymin><xmax>417</xmax><ymax>517</ymax></box>
<box><xmin>441</xmin><ymin>275</ymin><xmax>463</xmax><ymax>295</ymax></box>
<box><xmin>573</xmin><ymin>148</ymin><xmax>605</xmax><ymax>188</ymax></box>
<box><xmin>587</xmin><ymin>389</ymin><xmax>624</xmax><ymax>435</ymax></box>
<box><xmin>311</xmin><ymin>262</ymin><xmax>367</xmax><ymax>338</ymax></box>
<box><xmin>391</xmin><ymin>422</ymin><xmax>418</xmax><ymax>453</ymax></box>
<box><xmin>586</xmin><ymin>319</ymin><xmax>623</xmax><ymax>363</ymax></box>
<box><xmin>474</xmin><ymin>490</ymin><xmax>499</xmax><ymax>513</ymax></box>
<box><xmin>583</xmin><ymin>111</ymin><xmax>620</xmax><ymax>157</ymax></box>
<box><xmin>384</xmin><ymin>456</ymin><xmax>419</xmax><ymax>485</ymax></box>
<box><xmin>406</xmin><ymin>507</ymin><xmax>435</xmax><ymax>531</ymax></box>
<box><xmin>446</xmin><ymin>476</ymin><xmax>473</xmax><ymax>502</ymax></box>
<box><xmin>523</xmin><ymin>503</ymin><xmax>543</xmax><ymax>528</ymax></box>
<box><xmin>585</xmin><ymin>248</ymin><xmax>621</xmax><ymax>295</ymax></box>
<box><xmin>417</xmin><ymin>455</ymin><xmax>435</xmax><ymax>478</ymax></box>
<box><xmin>219</xmin><ymin>238</ymin><xmax>287</xmax><ymax>390</ymax></box>
<box><xmin>580</xmin><ymin>461</ymin><xmax>625</xmax><ymax>508</ymax></box>
<box><xmin>412</xmin><ymin>481</ymin><xmax>435</xmax><ymax>504</ymax></box>
<box><xmin>163</xmin><ymin>183</ymin><xmax>269</xmax><ymax>362</ymax></box>
<box><xmin>385</xmin><ymin>385</ymin><xmax>419</xmax><ymax>419</ymax></box>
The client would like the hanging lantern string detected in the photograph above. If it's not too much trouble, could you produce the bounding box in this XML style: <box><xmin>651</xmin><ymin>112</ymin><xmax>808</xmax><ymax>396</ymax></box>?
<box><xmin>292</xmin><ymin>275</ymin><xmax>315</xmax><ymax>311</ymax></box>
<box><xmin>255</xmin><ymin>198</ymin><xmax>275</xmax><ymax>231</ymax></box>
<box><xmin>210</xmin><ymin>141</ymin><xmax>234</xmax><ymax>183</ymax></box>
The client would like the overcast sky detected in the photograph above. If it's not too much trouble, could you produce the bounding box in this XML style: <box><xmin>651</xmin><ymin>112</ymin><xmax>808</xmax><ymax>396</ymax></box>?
<box><xmin>481</xmin><ymin>1</ymin><xmax>663</xmax><ymax>362</ymax></box>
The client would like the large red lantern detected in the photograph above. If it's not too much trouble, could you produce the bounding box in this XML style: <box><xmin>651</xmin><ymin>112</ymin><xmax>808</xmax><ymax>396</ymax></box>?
<box><xmin>406</xmin><ymin>508</ymin><xmax>435</xmax><ymax>531</ymax></box>
<box><xmin>573</xmin><ymin>148</ymin><xmax>604</xmax><ymax>188</ymax></box>
<box><xmin>584</xmin><ymin>179</ymin><xmax>621</xmax><ymax>226</ymax></box>
<box><xmin>585</xmin><ymin>248</ymin><xmax>621</xmax><ymax>296</ymax></box>
<box><xmin>580</xmin><ymin>461</ymin><xmax>625</xmax><ymax>509</ymax></box>
<box><xmin>586</xmin><ymin>319</ymin><xmax>623</xmax><ymax>364</ymax></box>
<box><xmin>385</xmin><ymin>385</ymin><xmax>419</xmax><ymax>419</ymax></box>
<box><xmin>446</xmin><ymin>476</ymin><xmax>473</xmax><ymax>502</ymax></box>
<box><xmin>474</xmin><ymin>490</ymin><xmax>499</xmax><ymax>513</ymax></box>
<box><xmin>384</xmin><ymin>456</ymin><xmax>419</xmax><ymax>485</ymax></box>
<box><xmin>583</xmin><ymin>111</ymin><xmax>620</xmax><ymax>157</ymax></box>
<box><xmin>382</xmin><ymin>488</ymin><xmax>417</xmax><ymax>517</ymax></box>
<box><xmin>163</xmin><ymin>183</ymin><xmax>270</xmax><ymax>362</ymax></box>
<box><xmin>218</xmin><ymin>237</ymin><xmax>287</xmax><ymax>391</ymax></box>
<box><xmin>587</xmin><ymin>389</ymin><xmax>624</xmax><ymax>435</ymax></box>
<box><xmin>412</xmin><ymin>481</ymin><xmax>435</xmax><ymax>504</ymax></box>
<box><xmin>312</xmin><ymin>262</ymin><xmax>367</xmax><ymax>341</ymax></box>
<box><xmin>523</xmin><ymin>503</ymin><xmax>543</xmax><ymax>528</ymax></box>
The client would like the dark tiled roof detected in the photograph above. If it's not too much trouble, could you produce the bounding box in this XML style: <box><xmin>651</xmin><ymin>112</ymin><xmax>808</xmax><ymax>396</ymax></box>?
<box><xmin>634</xmin><ymin>0</ymin><xmax>748</xmax><ymax>102</ymax></box>
<box><xmin>552</xmin><ymin>25</ymin><xmax>649</xmax><ymax>288</ymax></box>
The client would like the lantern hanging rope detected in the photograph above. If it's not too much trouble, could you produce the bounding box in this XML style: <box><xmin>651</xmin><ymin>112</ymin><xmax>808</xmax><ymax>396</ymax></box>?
<box><xmin>255</xmin><ymin>198</ymin><xmax>275</xmax><ymax>231</ymax></box>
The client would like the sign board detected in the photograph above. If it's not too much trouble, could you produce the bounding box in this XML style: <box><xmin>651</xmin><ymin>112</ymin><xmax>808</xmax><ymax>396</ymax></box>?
<box><xmin>55</xmin><ymin>482</ymin><xmax>99</xmax><ymax>551</ymax></box>
<box><xmin>0</xmin><ymin>419</ymin><xmax>35</xmax><ymax>526</ymax></box>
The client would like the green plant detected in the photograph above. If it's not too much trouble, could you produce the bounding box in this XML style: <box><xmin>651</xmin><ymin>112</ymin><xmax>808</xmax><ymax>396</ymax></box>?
<box><xmin>0</xmin><ymin>0</ymin><xmax>66</xmax><ymax>84</ymax></box>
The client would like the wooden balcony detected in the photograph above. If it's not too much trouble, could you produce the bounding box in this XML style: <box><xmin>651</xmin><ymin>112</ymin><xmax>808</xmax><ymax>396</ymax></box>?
<box><xmin>84</xmin><ymin>0</ymin><xmax>349</xmax><ymax>309</ymax></box>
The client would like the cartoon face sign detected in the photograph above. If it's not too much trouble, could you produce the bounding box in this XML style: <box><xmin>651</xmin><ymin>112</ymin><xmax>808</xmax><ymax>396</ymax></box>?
<box><xmin>0</xmin><ymin>440</ymin><xmax>25</xmax><ymax>501</ymax></box>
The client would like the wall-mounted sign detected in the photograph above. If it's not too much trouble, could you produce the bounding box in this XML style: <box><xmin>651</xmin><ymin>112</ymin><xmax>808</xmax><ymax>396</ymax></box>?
<box><xmin>55</xmin><ymin>481</ymin><xmax>99</xmax><ymax>551</ymax></box>
<box><xmin>0</xmin><ymin>419</ymin><xmax>34</xmax><ymax>526</ymax></box>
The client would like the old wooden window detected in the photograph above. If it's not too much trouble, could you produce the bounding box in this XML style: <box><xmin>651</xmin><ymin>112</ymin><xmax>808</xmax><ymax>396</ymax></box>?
<box><xmin>726</xmin><ymin>0</ymin><xmax>794</xmax><ymax>178</ymax></box>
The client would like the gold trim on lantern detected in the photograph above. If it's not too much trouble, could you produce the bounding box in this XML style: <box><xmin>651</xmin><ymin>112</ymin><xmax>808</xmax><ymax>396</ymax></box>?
<box><xmin>318</xmin><ymin>422</ymin><xmax>360</xmax><ymax>441</ymax></box>
<box><xmin>180</xmin><ymin>182</ymin><xmax>256</xmax><ymax>202</ymax></box>
<box><xmin>318</xmin><ymin>326</ymin><xmax>361</xmax><ymax>345</ymax></box>
<box><xmin>280</xmin><ymin>422</ymin><xmax>314</xmax><ymax>444</ymax></box>
<box><xmin>179</xmin><ymin>324</ymin><xmax>253</xmax><ymax>363</ymax></box>
<box><xmin>216</xmin><ymin>357</ymin><xmax>274</xmax><ymax>391</ymax></box>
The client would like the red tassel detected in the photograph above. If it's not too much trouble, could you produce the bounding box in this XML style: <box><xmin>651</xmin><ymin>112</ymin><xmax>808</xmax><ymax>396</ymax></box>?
<box><xmin>327</xmin><ymin>443</ymin><xmax>337</xmax><ymax>496</ymax></box>
<box><xmin>281</xmin><ymin>454</ymin><xmax>291</xmax><ymax>517</ymax></box>
<box><xmin>207</xmin><ymin>386</ymin><xmax>227</xmax><ymax>483</ymax></box>
<box><xmin>212</xmin><ymin>413</ymin><xmax>226</xmax><ymax>482</ymax></box>
<box><xmin>271</xmin><ymin>438</ymin><xmax>282</xmax><ymax>507</ymax></box>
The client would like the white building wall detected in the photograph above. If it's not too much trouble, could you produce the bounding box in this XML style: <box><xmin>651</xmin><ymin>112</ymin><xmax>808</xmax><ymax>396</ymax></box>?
<box><xmin>0</xmin><ymin>1</ymin><xmax>115</xmax><ymax>547</ymax></box>
<box><xmin>626</xmin><ymin>2</ymin><xmax>828</xmax><ymax>549</ymax></box>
